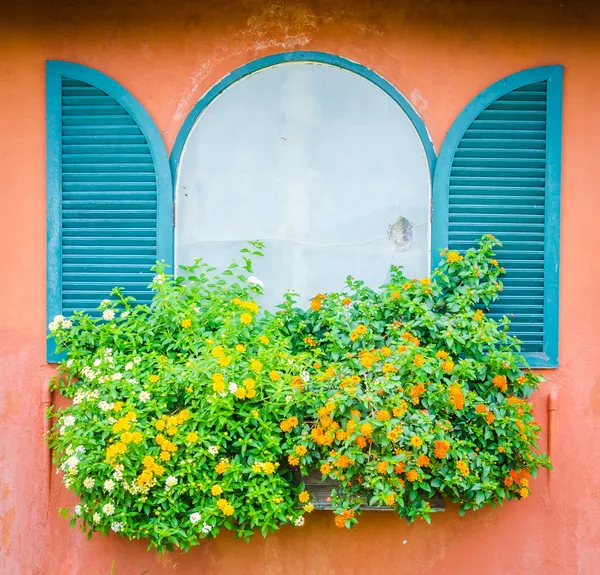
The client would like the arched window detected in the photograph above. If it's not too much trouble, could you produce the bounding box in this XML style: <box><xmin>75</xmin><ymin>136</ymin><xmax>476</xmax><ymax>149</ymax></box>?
<box><xmin>171</xmin><ymin>52</ymin><xmax>435</xmax><ymax>309</ymax></box>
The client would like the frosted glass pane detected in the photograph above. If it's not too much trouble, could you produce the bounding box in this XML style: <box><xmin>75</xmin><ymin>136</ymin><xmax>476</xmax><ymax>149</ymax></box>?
<box><xmin>176</xmin><ymin>62</ymin><xmax>431</xmax><ymax>308</ymax></box>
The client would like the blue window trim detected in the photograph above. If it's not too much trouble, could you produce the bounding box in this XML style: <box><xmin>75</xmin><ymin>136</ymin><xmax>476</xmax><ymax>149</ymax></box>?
<box><xmin>431</xmin><ymin>66</ymin><xmax>563</xmax><ymax>368</ymax></box>
<box><xmin>170</xmin><ymin>51</ymin><xmax>436</xmax><ymax>183</ymax></box>
<box><xmin>46</xmin><ymin>61</ymin><xmax>174</xmax><ymax>362</ymax></box>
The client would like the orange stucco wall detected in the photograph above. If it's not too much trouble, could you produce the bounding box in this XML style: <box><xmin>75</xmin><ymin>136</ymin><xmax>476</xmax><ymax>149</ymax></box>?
<box><xmin>1</xmin><ymin>1</ymin><xmax>600</xmax><ymax>573</ymax></box>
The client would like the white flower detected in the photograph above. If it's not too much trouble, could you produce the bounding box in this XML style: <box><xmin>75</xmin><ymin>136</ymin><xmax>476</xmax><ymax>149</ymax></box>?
<box><xmin>63</xmin><ymin>415</ymin><xmax>75</xmax><ymax>427</ymax></box>
<box><xmin>207</xmin><ymin>445</ymin><xmax>219</xmax><ymax>456</ymax></box>
<box><xmin>54</xmin><ymin>314</ymin><xmax>65</xmax><ymax>323</ymax></box>
<box><xmin>228</xmin><ymin>382</ymin><xmax>238</xmax><ymax>394</ymax></box>
<box><xmin>66</xmin><ymin>455</ymin><xmax>79</xmax><ymax>469</ymax></box>
<box><xmin>100</xmin><ymin>299</ymin><xmax>111</xmax><ymax>308</ymax></box>
<box><xmin>294</xmin><ymin>516</ymin><xmax>305</xmax><ymax>527</ymax></box>
<box><xmin>48</xmin><ymin>321</ymin><xmax>59</xmax><ymax>332</ymax></box>
<box><xmin>111</xmin><ymin>522</ymin><xmax>123</xmax><ymax>532</ymax></box>
<box><xmin>66</xmin><ymin>359</ymin><xmax>74</xmax><ymax>368</ymax></box>
<box><xmin>93</xmin><ymin>358</ymin><xmax>102</xmax><ymax>367</ymax></box>
<box><xmin>64</xmin><ymin>477</ymin><xmax>74</xmax><ymax>488</ymax></box>
<box><xmin>133</xmin><ymin>356</ymin><xmax>141</xmax><ymax>365</ymax></box>
<box><xmin>125</xmin><ymin>362</ymin><xmax>133</xmax><ymax>371</ymax></box>
<box><xmin>285</xmin><ymin>395</ymin><xmax>292</xmax><ymax>403</ymax></box>
<box><xmin>102</xmin><ymin>309</ymin><xmax>115</xmax><ymax>321</ymax></box>
<box><xmin>153</xmin><ymin>274</ymin><xmax>165</xmax><ymax>285</ymax></box>
<box><xmin>93</xmin><ymin>512</ymin><xmax>101</xmax><ymax>523</ymax></box>
<box><xmin>98</xmin><ymin>401</ymin><xmax>114</xmax><ymax>412</ymax></box>
<box><xmin>201</xmin><ymin>522</ymin><xmax>213</xmax><ymax>534</ymax></box>
<box><xmin>138</xmin><ymin>391</ymin><xmax>151</xmax><ymax>403</ymax></box>
<box><xmin>108</xmin><ymin>417</ymin><xmax>117</xmax><ymax>424</ymax></box>
<box><xmin>103</xmin><ymin>479</ymin><xmax>115</xmax><ymax>492</ymax></box>
<box><xmin>120</xmin><ymin>311</ymin><xmax>130</xmax><ymax>319</ymax></box>
<box><xmin>247</xmin><ymin>276</ymin><xmax>264</xmax><ymax>288</ymax></box>
<box><xmin>113</xmin><ymin>469</ymin><xmax>123</xmax><ymax>481</ymax></box>
<box><xmin>111</xmin><ymin>373</ymin><xmax>123</xmax><ymax>381</ymax></box>
<box><xmin>83</xmin><ymin>477</ymin><xmax>95</xmax><ymax>489</ymax></box>
<box><xmin>62</xmin><ymin>319</ymin><xmax>72</xmax><ymax>329</ymax></box>
<box><xmin>193</xmin><ymin>307</ymin><xmax>200</xmax><ymax>313</ymax></box>
<box><xmin>105</xmin><ymin>356</ymin><xmax>114</xmax><ymax>364</ymax></box>
<box><xmin>102</xmin><ymin>503</ymin><xmax>115</xmax><ymax>516</ymax></box>
<box><xmin>98</xmin><ymin>376</ymin><xmax>108</xmax><ymax>384</ymax></box>
<box><xmin>74</xmin><ymin>504</ymin><xmax>82</xmax><ymax>516</ymax></box>
<box><xmin>59</xmin><ymin>426</ymin><xmax>65</xmax><ymax>435</ymax></box>
<box><xmin>189</xmin><ymin>512</ymin><xmax>202</xmax><ymax>525</ymax></box>
<box><xmin>301</xmin><ymin>371</ymin><xmax>310</xmax><ymax>383</ymax></box>
<box><xmin>126</xmin><ymin>378</ymin><xmax>138</xmax><ymax>384</ymax></box>
<box><xmin>104</xmin><ymin>348</ymin><xmax>112</xmax><ymax>356</ymax></box>
<box><xmin>165</xmin><ymin>476</ymin><xmax>178</xmax><ymax>489</ymax></box>
<box><xmin>66</xmin><ymin>445</ymin><xmax>74</xmax><ymax>456</ymax></box>
<box><xmin>75</xmin><ymin>445</ymin><xmax>85</xmax><ymax>454</ymax></box>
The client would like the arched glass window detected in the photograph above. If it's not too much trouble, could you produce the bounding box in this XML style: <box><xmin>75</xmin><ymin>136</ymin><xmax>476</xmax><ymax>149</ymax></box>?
<box><xmin>173</xmin><ymin>55</ymin><xmax>434</xmax><ymax>308</ymax></box>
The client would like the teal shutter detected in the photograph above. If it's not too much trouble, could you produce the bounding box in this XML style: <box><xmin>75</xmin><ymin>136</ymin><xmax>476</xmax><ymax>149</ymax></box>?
<box><xmin>432</xmin><ymin>66</ymin><xmax>563</xmax><ymax>368</ymax></box>
<box><xmin>46</xmin><ymin>62</ymin><xmax>173</xmax><ymax>362</ymax></box>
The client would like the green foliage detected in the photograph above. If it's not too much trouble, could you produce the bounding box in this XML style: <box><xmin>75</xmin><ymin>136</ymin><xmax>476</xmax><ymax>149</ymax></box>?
<box><xmin>49</xmin><ymin>236</ymin><xmax>549</xmax><ymax>550</ymax></box>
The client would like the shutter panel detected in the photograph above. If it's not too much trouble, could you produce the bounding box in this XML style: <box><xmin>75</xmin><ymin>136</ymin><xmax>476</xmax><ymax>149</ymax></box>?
<box><xmin>432</xmin><ymin>67</ymin><xmax>562</xmax><ymax>368</ymax></box>
<box><xmin>47</xmin><ymin>62</ymin><xmax>173</xmax><ymax>361</ymax></box>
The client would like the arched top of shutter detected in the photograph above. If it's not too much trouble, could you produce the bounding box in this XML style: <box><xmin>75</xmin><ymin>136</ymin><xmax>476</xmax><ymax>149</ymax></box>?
<box><xmin>46</xmin><ymin>61</ymin><xmax>173</xmax><ymax>361</ymax></box>
<box><xmin>431</xmin><ymin>66</ymin><xmax>563</xmax><ymax>368</ymax></box>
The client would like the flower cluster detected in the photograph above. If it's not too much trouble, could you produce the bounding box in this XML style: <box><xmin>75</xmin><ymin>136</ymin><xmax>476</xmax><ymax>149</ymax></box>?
<box><xmin>49</xmin><ymin>236</ymin><xmax>549</xmax><ymax>549</ymax></box>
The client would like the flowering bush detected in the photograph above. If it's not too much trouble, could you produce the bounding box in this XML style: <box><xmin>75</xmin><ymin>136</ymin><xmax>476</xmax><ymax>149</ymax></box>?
<box><xmin>49</xmin><ymin>236</ymin><xmax>549</xmax><ymax>550</ymax></box>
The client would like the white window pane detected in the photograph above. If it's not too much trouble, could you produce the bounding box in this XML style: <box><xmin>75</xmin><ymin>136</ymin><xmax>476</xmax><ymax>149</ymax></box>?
<box><xmin>176</xmin><ymin>62</ymin><xmax>431</xmax><ymax>308</ymax></box>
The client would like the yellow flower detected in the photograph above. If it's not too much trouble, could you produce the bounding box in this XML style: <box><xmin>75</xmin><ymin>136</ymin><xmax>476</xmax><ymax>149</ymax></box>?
<box><xmin>187</xmin><ymin>432</ymin><xmax>198</xmax><ymax>443</ymax></box>
<box><xmin>235</xmin><ymin>387</ymin><xmax>247</xmax><ymax>399</ymax></box>
<box><xmin>410</xmin><ymin>436</ymin><xmax>423</xmax><ymax>447</ymax></box>
<box><xmin>259</xmin><ymin>335</ymin><xmax>270</xmax><ymax>344</ymax></box>
<box><xmin>218</xmin><ymin>355</ymin><xmax>232</xmax><ymax>367</ymax></box>
<box><xmin>223</xmin><ymin>504</ymin><xmax>234</xmax><ymax>516</ymax></box>
<box><xmin>263</xmin><ymin>462</ymin><xmax>275</xmax><ymax>475</ymax></box>
<box><xmin>251</xmin><ymin>410</ymin><xmax>259</xmax><ymax>418</ymax></box>
<box><xmin>269</xmin><ymin>370</ymin><xmax>281</xmax><ymax>381</ymax></box>
<box><xmin>250</xmin><ymin>359</ymin><xmax>263</xmax><ymax>372</ymax></box>
<box><xmin>235</xmin><ymin>344</ymin><xmax>246</xmax><ymax>353</ymax></box>
<box><xmin>244</xmin><ymin>378</ymin><xmax>256</xmax><ymax>389</ymax></box>
<box><xmin>131</xmin><ymin>431</ymin><xmax>143</xmax><ymax>443</ymax></box>
<box><xmin>298</xmin><ymin>491</ymin><xmax>310</xmax><ymax>503</ymax></box>
<box><xmin>303</xmin><ymin>503</ymin><xmax>314</xmax><ymax>513</ymax></box>
<box><xmin>240</xmin><ymin>313</ymin><xmax>252</xmax><ymax>324</ymax></box>
<box><xmin>211</xmin><ymin>346</ymin><xmax>225</xmax><ymax>358</ymax></box>
<box><xmin>181</xmin><ymin>318</ymin><xmax>192</xmax><ymax>328</ymax></box>
<box><xmin>355</xmin><ymin>324</ymin><xmax>367</xmax><ymax>335</ymax></box>
<box><xmin>149</xmin><ymin>375</ymin><xmax>159</xmax><ymax>384</ymax></box>
<box><xmin>211</xmin><ymin>485</ymin><xmax>223</xmax><ymax>496</ymax></box>
<box><xmin>113</xmin><ymin>401</ymin><xmax>123</xmax><ymax>412</ymax></box>
<box><xmin>143</xmin><ymin>455</ymin><xmax>155</xmax><ymax>468</ymax></box>
<box><xmin>251</xmin><ymin>463</ymin><xmax>262</xmax><ymax>473</ymax></box>
<box><xmin>350</xmin><ymin>331</ymin><xmax>359</xmax><ymax>341</ymax></box>
<box><xmin>447</xmin><ymin>251</ymin><xmax>463</xmax><ymax>263</ymax></box>
<box><xmin>216</xmin><ymin>498</ymin><xmax>228</xmax><ymax>510</ymax></box>
<box><xmin>295</xmin><ymin>445</ymin><xmax>308</xmax><ymax>456</ymax></box>
<box><xmin>216</xmin><ymin>459</ymin><xmax>230</xmax><ymax>474</ymax></box>
<box><xmin>160</xmin><ymin>451</ymin><xmax>171</xmax><ymax>461</ymax></box>
<box><xmin>246</xmin><ymin>389</ymin><xmax>257</xmax><ymax>398</ymax></box>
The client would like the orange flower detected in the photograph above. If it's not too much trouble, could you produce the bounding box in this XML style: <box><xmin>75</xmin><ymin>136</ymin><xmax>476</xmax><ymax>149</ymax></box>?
<box><xmin>434</xmin><ymin>440</ymin><xmax>449</xmax><ymax>459</ymax></box>
<box><xmin>406</xmin><ymin>469</ymin><xmax>419</xmax><ymax>482</ymax></box>
<box><xmin>334</xmin><ymin>515</ymin><xmax>346</xmax><ymax>528</ymax></box>
<box><xmin>360</xmin><ymin>423</ymin><xmax>373</xmax><ymax>438</ymax></box>
<box><xmin>475</xmin><ymin>404</ymin><xmax>487</xmax><ymax>414</ymax></box>
<box><xmin>504</xmin><ymin>476</ymin><xmax>513</xmax><ymax>487</ymax></box>
<box><xmin>449</xmin><ymin>384</ymin><xmax>464</xmax><ymax>410</ymax></box>
<box><xmin>343</xmin><ymin>297</ymin><xmax>352</xmax><ymax>305</ymax></box>
<box><xmin>394</xmin><ymin>462</ymin><xmax>405</xmax><ymax>474</ymax></box>
<box><xmin>391</xmin><ymin>291</ymin><xmax>401</xmax><ymax>300</ymax></box>
<box><xmin>310</xmin><ymin>294</ymin><xmax>325</xmax><ymax>311</ymax></box>
<box><xmin>410</xmin><ymin>382</ymin><xmax>426</xmax><ymax>405</ymax></box>
<box><xmin>355</xmin><ymin>436</ymin><xmax>367</xmax><ymax>448</ymax></box>
<box><xmin>320</xmin><ymin>462</ymin><xmax>332</xmax><ymax>474</ymax></box>
<box><xmin>492</xmin><ymin>375</ymin><xmax>508</xmax><ymax>392</ymax></box>
<box><xmin>435</xmin><ymin>350</ymin><xmax>448</xmax><ymax>360</ymax></box>
<box><xmin>335</xmin><ymin>455</ymin><xmax>350</xmax><ymax>469</ymax></box>
<box><xmin>376</xmin><ymin>410</ymin><xmax>391</xmax><ymax>421</ymax></box>
<box><xmin>385</xmin><ymin>494</ymin><xmax>396</xmax><ymax>506</ymax></box>
<box><xmin>303</xmin><ymin>337</ymin><xmax>317</xmax><ymax>347</ymax></box>
<box><xmin>413</xmin><ymin>354</ymin><xmax>425</xmax><ymax>367</ymax></box>
<box><xmin>441</xmin><ymin>360</ymin><xmax>454</xmax><ymax>373</ymax></box>
<box><xmin>486</xmin><ymin>412</ymin><xmax>495</xmax><ymax>424</ymax></box>
<box><xmin>456</xmin><ymin>460</ymin><xmax>470</xmax><ymax>477</ymax></box>
<box><xmin>420</xmin><ymin>277</ymin><xmax>432</xmax><ymax>286</ymax></box>
<box><xmin>473</xmin><ymin>309</ymin><xmax>485</xmax><ymax>321</ymax></box>
<box><xmin>519</xmin><ymin>487</ymin><xmax>529</xmax><ymax>498</ymax></box>
<box><xmin>335</xmin><ymin>430</ymin><xmax>347</xmax><ymax>441</ymax></box>
<box><xmin>416</xmin><ymin>454</ymin><xmax>430</xmax><ymax>467</ymax></box>
<box><xmin>288</xmin><ymin>455</ymin><xmax>300</xmax><ymax>466</ymax></box>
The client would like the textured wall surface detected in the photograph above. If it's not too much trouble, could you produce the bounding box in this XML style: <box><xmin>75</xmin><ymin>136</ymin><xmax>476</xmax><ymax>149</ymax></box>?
<box><xmin>1</xmin><ymin>1</ymin><xmax>600</xmax><ymax>573</ymax></box>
